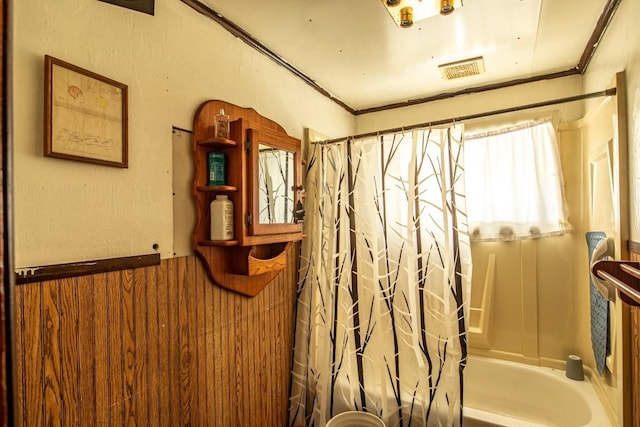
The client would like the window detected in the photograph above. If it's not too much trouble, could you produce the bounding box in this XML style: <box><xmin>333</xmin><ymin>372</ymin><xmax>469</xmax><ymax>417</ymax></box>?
<box><xmin>463</xmin><ymin>119</ymin><xmax>571</xmax><ymax>241</ymax></box>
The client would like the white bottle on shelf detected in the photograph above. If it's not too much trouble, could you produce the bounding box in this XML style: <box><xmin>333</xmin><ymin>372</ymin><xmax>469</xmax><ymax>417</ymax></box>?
<box><xmin>210</xmin><ymin>195</ymin><xmax>234</xmax><ymax>241</ymax></box>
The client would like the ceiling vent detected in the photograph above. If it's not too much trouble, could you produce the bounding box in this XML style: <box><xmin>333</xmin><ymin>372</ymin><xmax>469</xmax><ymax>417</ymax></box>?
<box><xmin>439</xmin><ymin>56</ymin><xmax>485</xmax><ymax>80</ymax></box>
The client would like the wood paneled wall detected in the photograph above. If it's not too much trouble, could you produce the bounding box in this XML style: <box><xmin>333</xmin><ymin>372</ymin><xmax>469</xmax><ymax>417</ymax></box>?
<box><xmin>629</xmin><ymin>249</ymin><xmax>640</xmax><ymax>427</ymax></box>
<box><xmin>13</xmin><ymin>244</ymin><xmax>298</xmax><ymax>426</ymax></box>
<box><xmin>1</xmin><ymin>1</ymin><xmax>9</xmax><ymax>423</ymax></box>
<box><xmin>633</xmin><ymin>303</ymin><xmax>640</xmax><ymax>427</ymax></box>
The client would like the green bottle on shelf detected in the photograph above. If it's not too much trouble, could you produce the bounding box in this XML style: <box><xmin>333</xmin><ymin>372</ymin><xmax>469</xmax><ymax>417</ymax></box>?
<box><xmin>208</xmin><ymin>151</ymin><xmax>225</xmax><ymax>186</ymax></box>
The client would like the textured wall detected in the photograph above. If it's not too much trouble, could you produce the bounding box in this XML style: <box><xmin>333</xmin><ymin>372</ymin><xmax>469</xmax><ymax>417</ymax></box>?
<box><xmin>582</xmin><ymin>0</ymin><xmax>640</xmax><ymax>241</ymax></box>
<box><xmin>12</xmin><ymin>0</ymin><xmax>353</xmax><ymax>268</ymax></box>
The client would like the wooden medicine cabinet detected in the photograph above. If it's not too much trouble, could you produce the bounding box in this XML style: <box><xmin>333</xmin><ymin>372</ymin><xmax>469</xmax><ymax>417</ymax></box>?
<box><xmin>191</xmin><ymin>100</ymin><xmax>303</xmax><ymax>296</ymax></box>
<box><xmin>247</xmin><ymin>127</ymin><xmax>303</xmax><ymax>237</ymax></box>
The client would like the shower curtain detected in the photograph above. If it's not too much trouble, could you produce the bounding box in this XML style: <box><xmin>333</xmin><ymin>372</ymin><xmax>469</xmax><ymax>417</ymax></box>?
<box><xmin>288</xmin><ymin>125</ymin><xmax>471</xmax><ymax>427</ymax></box>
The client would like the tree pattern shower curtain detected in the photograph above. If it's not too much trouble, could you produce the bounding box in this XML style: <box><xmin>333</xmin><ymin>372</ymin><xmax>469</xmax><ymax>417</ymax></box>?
<box><xmin>289</xmin><ymin>126</ymin><xmax>471</xmax><ymax>427</ymax></box>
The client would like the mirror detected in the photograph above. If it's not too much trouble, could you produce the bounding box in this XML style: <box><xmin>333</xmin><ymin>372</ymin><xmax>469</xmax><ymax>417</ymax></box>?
<box><xmin>257</xmin><ymin>144</ymin><xmax>295</xmax><ymax>224</ymax></box>
<box><xmin>248</xmin><ymin>128</ymin><xmax>303</xmax><ymax>236</ymax></box>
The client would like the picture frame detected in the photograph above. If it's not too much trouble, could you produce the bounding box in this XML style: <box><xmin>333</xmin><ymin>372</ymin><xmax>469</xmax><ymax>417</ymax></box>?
<box><xmin>44</xmin><ymin>55</ymin><xmax>128</xmax><ymax>168</ymax></box>
<box><xmin>98</xmin><ymin>0</ymin><xmax>155</xmax><ymax>16</ymax></box>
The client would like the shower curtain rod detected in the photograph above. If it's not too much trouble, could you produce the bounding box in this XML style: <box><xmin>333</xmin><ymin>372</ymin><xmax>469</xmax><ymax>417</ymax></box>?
<box><xmin>314</xmin><ymin>88</ymin><xmax>617</xmax><ymax>145</ymax></box>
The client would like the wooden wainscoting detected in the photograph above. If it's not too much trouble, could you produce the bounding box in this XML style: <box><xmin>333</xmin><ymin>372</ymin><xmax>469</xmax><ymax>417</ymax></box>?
<box><xmin>633</xmin><ymin>303</ymin><xmax>640</xmax><ymax>427</ymax></box>
<box><xmin>629</xmin><ymin>246</ymin><xmax>640</xmax><ymax>427</ymax></box>
<box><xmin>13</xmin><ymin>245</ymin><xmax>298</xmax><ymax>427</ymax></box>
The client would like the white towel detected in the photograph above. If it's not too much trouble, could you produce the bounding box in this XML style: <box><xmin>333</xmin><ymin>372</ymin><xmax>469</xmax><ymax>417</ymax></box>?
<box><xmin>589</xmin><ymin>237</ymin><xmax>616</xmax><ymax>302</ymax></box>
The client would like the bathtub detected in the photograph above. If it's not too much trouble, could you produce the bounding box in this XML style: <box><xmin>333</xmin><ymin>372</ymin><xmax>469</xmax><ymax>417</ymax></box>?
<box><xmin>464</xmin><ymin>356</ymin><xmax>611</xmax><ymax>426</ymax></box>
<box><xmin>329</xmin><ymin>355</ymin><xmax>610</xmax><ymax>426</ymax></box>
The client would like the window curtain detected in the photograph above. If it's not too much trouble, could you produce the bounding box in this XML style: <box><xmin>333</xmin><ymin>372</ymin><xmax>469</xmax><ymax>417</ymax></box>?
<box><xmin>288</xmin><ymin>125</ymin><xmax>471</xmax><ymax>427</ymax></box>
<box><xmin>463</xmin><ymin>118</ymin><xmax>570</xmax><ymax>241</ymax></box>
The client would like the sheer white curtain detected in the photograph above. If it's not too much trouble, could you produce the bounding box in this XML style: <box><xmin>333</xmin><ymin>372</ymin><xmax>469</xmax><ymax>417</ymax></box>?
<box><xmin>463</xmin><ymin>119</ymin><xmax>570</xmax><ymax>241</ymax></box>
<box><xmin>289</xmin><ymin>125</ymin><xmax>471</xmax><ymax>427</ymax></box>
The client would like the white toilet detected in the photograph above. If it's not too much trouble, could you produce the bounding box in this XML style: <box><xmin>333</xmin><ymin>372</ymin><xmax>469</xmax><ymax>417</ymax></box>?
<box><xmin>326</xmin><ymin>411</ymin><xmax>386</xmax><ymax>427</ymax></box>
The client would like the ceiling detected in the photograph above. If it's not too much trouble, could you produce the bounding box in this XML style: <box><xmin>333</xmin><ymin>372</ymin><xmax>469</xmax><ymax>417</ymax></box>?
<box><xmin>187</xmin><ymin>0</ymin><xmax>618</xmax><ymax>114</ymax></box>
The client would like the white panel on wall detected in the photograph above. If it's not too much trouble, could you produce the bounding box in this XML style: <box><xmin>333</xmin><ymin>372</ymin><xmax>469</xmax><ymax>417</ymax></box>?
<box><xmin>589</xmin><ymin>140</ymin><xmax>616</xmax><ymax>233</ymax></box>
<box><xmin>172</xmin><ymin>127</ymin><xmax>195</xmax><ymax>258</ymax></box>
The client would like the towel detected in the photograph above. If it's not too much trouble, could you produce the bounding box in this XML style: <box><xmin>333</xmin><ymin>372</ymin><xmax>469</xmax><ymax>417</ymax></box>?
<box><xmin>586</xmin><ymin>231</ymin><xmax>610</xmax><ymax>374</ymax></box>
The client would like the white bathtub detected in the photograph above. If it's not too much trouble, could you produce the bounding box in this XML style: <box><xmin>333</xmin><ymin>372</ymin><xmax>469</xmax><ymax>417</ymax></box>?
<box><xmin>329</xmin><ymin>355</ymin><xmax>610</xmax><ymax>426</ymax></box>
<box><xmin>464</xmin><ymin>356</ymin><xmax>611</xmax><ymax>427</ymax></box>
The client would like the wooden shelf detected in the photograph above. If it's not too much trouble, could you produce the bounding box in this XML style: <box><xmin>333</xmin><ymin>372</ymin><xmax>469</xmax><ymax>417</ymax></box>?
<box><xmin>197</xmin><ymin>136</ymin><xmax>237</xmax><ymax>149</ymax></box>
<box><xmin>198</xmin><ymin>239</ymin><xmax>239</xmax><ymax>247</ymax></box>
<box><xmin>197</xmin><ymin>185</ymin><xmax>238</xmax><ymax>192</ymax></box>
<box><xmin>246</xmin><ymin>249</ymin><xmax>287</xmax><ymax>276</ymax></box>
<box><xmin>230</xmin><ymin>243</ymin><xmax>289</xmax><ymax>276</ymax></box>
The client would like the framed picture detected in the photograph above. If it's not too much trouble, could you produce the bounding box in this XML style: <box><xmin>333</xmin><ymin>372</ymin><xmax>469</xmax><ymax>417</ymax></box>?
<box><xmin>99</xmin><ymin>0</ymin><xmax>155</xmax><ymax>15</ymax></box>
<box><xmin>44</xmin><ymin>55</ymin><xmax>128</xmax><ymax>168</ymax></box>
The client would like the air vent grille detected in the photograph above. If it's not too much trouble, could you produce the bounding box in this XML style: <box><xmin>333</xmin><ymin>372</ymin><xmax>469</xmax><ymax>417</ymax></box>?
<box><xmin>439</xmin><ymin>56</ymin><xmax>485</xmax><ymax>80</ymax></box>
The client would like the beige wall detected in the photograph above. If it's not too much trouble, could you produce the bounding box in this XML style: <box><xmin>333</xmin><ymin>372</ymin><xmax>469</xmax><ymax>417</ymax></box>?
<box><xmin>576</xmin><ymin>90</ymin><xmax>629</xmax><ymax>426</ymax></box>
<box><xmin>12</xmin><ymin>0</ymin><xmax>354</xmax><ymax>269</ymax></box>
<box><xmin>582</xmin><ymin>0</ymin><xmax>640</xmax><ymax>241</ymax></box>
<box><xmin>355</xmin><ymin>75</ymin><xmax>585</xmax><ymax>134</ymax></box>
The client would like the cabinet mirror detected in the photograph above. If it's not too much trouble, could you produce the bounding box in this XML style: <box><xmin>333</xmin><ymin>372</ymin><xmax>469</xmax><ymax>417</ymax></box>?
<box><xmin>248</xmin><ymin>128</ymin><xmax>303</xmax><ymax>236</ymax></box>
<box><xmin>258</xmin><ymin>143</ymin><xmax>294</xmax><ymax>223</ymax></box>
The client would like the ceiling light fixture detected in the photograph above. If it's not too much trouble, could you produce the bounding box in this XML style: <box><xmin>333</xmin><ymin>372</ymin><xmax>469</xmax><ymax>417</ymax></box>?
<box><xmin>380</xmin><ymin>0</ymin><xmax>463</xmax><ymax>28</ymax></box>
<box><xmin>440</xmin><ymin>0</ymin><xmax>455</xmax><ymax>15</ymax></box>
<box><xmin>400</xmin><ymin>7</ymin><xmax>413</xmax><ymax>28</ymax></box>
